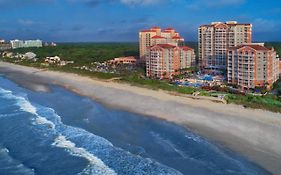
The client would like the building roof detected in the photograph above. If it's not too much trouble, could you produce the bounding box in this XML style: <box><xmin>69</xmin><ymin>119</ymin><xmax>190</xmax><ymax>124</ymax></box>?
<box><xmin>228</xmin><ymin>44</ymin><xmax>270</xmax><ymax>51</ymax></box>
<box><xmin>164</xmin><ymin>28</ymin><xmax>174</xmax><ymax>30</ymax></box>
<box><xmin>151</xmin><ymin>26</ymin><xmax>161</xmax><ymax>29</ymax></box>
<box><xmin>151</xmin><ymin>35</ymin><xmax>165</xmax><ymax>39</ymax></box>
<box><xmin>172</xmin><ymin>36</ymin><xmax>183</xmax><ymax>39</ymax></box>
<box><xmin>180</xmin><ymin>46</ymin><xmax>193</xmax><ymax>51</ymax></box>
<box><xmin>140</xmin><ymin>29</ymin><xmax>155</xmax><ymax>33</ymax></box>
<box><xmin>199</xmin><ymin>22</ymin><xmax>252</xmax><ymax>28</ymax></box>
<box><xmin>151</xmin><ymin>44</ymin><xmax>177</xmax><ymax>49</ymax></box>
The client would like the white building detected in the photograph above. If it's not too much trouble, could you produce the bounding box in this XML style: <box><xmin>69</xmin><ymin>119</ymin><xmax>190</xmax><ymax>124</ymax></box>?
<box><xmin>24</xmin><ymin>40</ymin><xmax>43</xmax><ymax>48</ymax></box>
<box><xmin>10</xmin><ymin>40</ymin><xmax>24</xmax><ymax>49</ymax></box>
<box><xmin>10</xmin><ymin>39</ymin><xmax>43</xmax><ymax>49</ymax></box>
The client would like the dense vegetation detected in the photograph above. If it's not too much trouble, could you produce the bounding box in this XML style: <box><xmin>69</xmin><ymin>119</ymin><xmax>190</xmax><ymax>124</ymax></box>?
<box><xmin>14</xmin><ymin>42</ymin><xmax>139</xmax><ymax>64</ymax></box>
<box><xmin>265</xmin><ymin>42</ymin><xmax>281</xmax><ymax>55</ymax></box>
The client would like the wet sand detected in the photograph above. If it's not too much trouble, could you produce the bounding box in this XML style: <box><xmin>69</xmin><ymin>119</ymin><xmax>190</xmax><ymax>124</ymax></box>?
<box><xmin>1</xmin><ymin>62</ymin><xmax>281</xmax><ymax>174</ymax></box>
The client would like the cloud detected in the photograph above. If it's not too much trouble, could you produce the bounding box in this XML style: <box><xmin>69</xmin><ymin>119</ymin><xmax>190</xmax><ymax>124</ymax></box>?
<box><xmin>18</xmin><ymin>19</ymin><xmax>35</xmax><ymax>26</ymax></box>
<box><xmin>67</xmin><ymin>0</ymin><xmax>115</xmax><ymax>7</ymax></box>
<box><xmin>186</xmin><ymin>0</ymin><xmax>245</xmax><ymax>10</ymax></box>
<box><xmin>0</xmin><ymin>0</ymin><xmax>53</xmax><ymax>8</ymax></box>
<box><xmin>68</xmin><ymin>0</ymin><xmax>165</xmax><ymax>7</ymax></box>
<box><xmin>120</xmin><ymin>0</ymin><xmax>162</xmax><ymax>6</ymax></box>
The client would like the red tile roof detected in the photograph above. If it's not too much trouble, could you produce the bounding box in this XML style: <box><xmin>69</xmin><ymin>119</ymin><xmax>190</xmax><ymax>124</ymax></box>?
<box><xmin>153</xmin><ymin>44</ymin><xmax>177</xmax><ymax>49</ymax></box>
<box><xmin>165</xmin><ymin>28</ymin><xmax>174</xmax><ymax>30</ymax></box>
<box><xmin>180</xmin><ymin>46</ymin><xmax>193</xmax><ymax>51</ymax></box>
<box><xmin>229</xmin><ymin>44</ymin><xmax>270</xmax><ymax>51</ymax></box>
<box><xmin>172</xmin><ymin>36</ymin><xmax>183</xmax><ymax>39</ymax></box>
<box><xmin>151</xmin><ymin>35</ymin><xmax>165</xmax><ymax>39</ymax></box>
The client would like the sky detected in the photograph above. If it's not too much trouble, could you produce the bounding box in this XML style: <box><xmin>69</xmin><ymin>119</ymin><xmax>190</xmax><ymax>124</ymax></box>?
<box><xmin>0</xmin><ymin>0</ymin><xmax>280</xmax><ymax>42</ymax></box>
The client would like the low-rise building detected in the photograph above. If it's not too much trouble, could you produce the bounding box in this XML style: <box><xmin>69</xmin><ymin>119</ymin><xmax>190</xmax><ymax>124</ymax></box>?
<box><xmin>146</xmin><ymin>44</ymin><xmax>195</xmax><ymax>79</ymax></box>
<box><xmin>107</xmin><ymin>56</ymin><xmax>137</xmax><ymax>65</ymax></box>
<box><xmin>0</xmin><ymin>40</ymin><xmax>12</xmax><ymax>51</ymax></box>
<box><xmin>45</xmin><ymin>56</ymin><xmax>61</xmax><ymax>64</ymax></box>
<box><xmin>24</xmin><ymin>52</ymin><xmax>37</xmax><ymax>60</ymax></box>
<box><xmin>228</xmin><ymin>44</ymin><xmax>279</xmax><ymax>90</ymax></box>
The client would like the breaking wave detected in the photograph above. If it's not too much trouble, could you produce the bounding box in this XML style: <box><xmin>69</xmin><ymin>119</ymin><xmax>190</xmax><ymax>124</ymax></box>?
<box><xmin>0</xmin><ymin>87</ymin><xmax>182</xmax><ymax>175</ymax></box>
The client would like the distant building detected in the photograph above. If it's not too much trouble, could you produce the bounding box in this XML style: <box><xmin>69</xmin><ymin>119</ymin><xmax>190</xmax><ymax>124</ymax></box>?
<box><xmin>108</xmin><ymin>56</ymin><xmax>137</xmax><ymax>65</ymax></box>
<box><xmin>10</xmin><ymin>39</ymin><xmax>42</xmax><ymax>49</ymax></box>
<box><xmin>228</xmin><ymin>43</ymin><xmax>279</xmax><ymax>90</ymax></box>
<box><xmin>24</xmin><ymin>40</ymin><xmax>43</xmax><ymax>48</ymax></box>
<box><xmin>0</xmin><ymin>40</ymin><xmax>12</xmax><ymax>51</ymax></box>
<box><xmin>146</xmin><ymin>44</ymin><xmax>195</xmax><ymax>79</ymax></box>
<box><xmin>139</xmin><ymin>27</ymin><xmax>184</xmax><ymax>63</ymax></box>
<box><xmin>50</xmin><ymin>42</ymin><xmax>57</xmax><ymax>47</ymax></box>
<box><xmin>45</xmin><ymin>56</ymin><xmax>61</xmax><ymax>64</ymax></box>
<box><xmin>10</xmin><ymin>40</ymin><xmax>24</xmax><ymax>49</ymax></box>
<box><xmin>198</xmin><ymin>21</ymin><xmax>252</xmax><ymax>69</ymax></box>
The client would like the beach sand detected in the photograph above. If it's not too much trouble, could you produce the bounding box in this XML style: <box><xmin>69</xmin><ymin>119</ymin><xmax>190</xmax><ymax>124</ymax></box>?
<box><xmin>1</xmin><ymin>62</ymin><xmax>281</xmax><ymax>174</ymax></box>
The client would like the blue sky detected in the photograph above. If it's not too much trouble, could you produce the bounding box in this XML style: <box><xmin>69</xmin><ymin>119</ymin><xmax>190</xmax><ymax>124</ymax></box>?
<box><xmin>0</xmin><ymin>0</ymin><xmax>280</xmax><ymax>42</ymax></box>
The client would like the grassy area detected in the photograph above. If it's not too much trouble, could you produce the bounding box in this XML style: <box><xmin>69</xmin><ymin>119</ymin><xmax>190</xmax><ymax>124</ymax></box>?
<box><xmin>226</xmin><ymin>94</ymin><xmax>281</xmax><ymax>113</ymax></box>
<box><xmin>121</xmin><ymin>74</ymin><xmax>196</xmax><ymax>94</ymax></box>
<box><xmin>265</xmin><ymin>42</ymin><xmax>281</xmax><ymax>55</ymax></box>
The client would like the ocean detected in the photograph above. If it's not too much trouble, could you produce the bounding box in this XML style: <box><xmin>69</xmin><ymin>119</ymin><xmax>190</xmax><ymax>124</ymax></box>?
<box><xmin>0</xmin><ymin>74</ymin><xmax>270</xmax><ymax>175</ymax></box>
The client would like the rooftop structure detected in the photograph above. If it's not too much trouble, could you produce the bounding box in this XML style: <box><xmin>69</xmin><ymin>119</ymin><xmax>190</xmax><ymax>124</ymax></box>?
<box><xmin>107</xmin><ymin>56</ymin><xmax>137</xmax><ymax>65</ymax></box>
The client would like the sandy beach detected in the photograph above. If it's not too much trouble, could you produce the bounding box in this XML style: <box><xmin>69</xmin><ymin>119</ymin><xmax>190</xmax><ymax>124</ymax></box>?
<box><xmin>1</xmin><ymin>62</ymin><xmax>281</xmax><ymax>174</ymax></box>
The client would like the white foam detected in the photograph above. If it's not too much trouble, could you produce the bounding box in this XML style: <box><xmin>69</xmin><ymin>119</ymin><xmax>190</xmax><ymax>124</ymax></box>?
<box><xmin>53</xmin><ymin>135</ymin><xmax>117</xmax><ymax>175</ymax></box>
<box><xmin>0</xmin><ymin>87</ymin><xmax>116</xmax><ymax>175</ymax></box>
<box><xmin>0</xmin><ymin>87</ymin><xmax>182</xmax><ymax>175</ymax></box>
<box><xmin>34</xmin><ymin>116</ymin><xmax>55</xmax><ymax>129</ymax></box>
<box><xmin>0</xmin><ymin>87</ymin><xmax>55</xmax><ymax>129</ymax></box>
<box><xmin>0</xmin><ymin>147</ymin><xmax>9</xmax><ymax>153</ymax></box>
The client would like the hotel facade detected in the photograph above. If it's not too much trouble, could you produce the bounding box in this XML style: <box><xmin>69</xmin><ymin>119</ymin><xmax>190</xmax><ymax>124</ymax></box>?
<box><xmin>11</xmin><ymin>39</ymin><xmax>43</xmax><ymax>49</ymax></box>
<box><xmin>146</xmin><ymin>44</ymin><xmax>195</xmax><ymax>79</ymax></box>
<box><xmin>139</xmin><ymin>27</ymin><xmax>184</xmax><ymax>63</ymax></box>
<box><xmin>227</xmin><ymin>44</ymin><xmax>279</xmax><ymax>89</ymax></box>
<box><xmin>198</xmin><ymin>21</ymin><xmax>252</xmax><ymax>69</ymax></box>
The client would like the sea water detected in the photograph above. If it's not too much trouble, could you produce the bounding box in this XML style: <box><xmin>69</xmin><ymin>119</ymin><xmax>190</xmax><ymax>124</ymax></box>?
<box><xmin>0</xmin><ymin>75</ymin><xmax>270</xmax><ymax>175</ymax></box>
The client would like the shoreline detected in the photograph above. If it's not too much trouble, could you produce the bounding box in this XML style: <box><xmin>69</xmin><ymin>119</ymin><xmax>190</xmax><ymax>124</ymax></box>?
<box><xmin>1</xmin><ymin>62</ymin><xmax>281</xmax><ymax>174</ymax></box>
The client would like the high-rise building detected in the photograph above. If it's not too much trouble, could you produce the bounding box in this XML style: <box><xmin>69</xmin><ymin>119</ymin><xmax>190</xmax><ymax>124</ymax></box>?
<box><xmin>198</xmin><ymin>21</ymin><xmax>252</xmax><ymax>69</ymax></box>
<box><xmin>10</xmin><ymin>39</ymin><xmax>42</xmax><ymax>49</ymax></box>
<box><xmin>139</xmin><ymin>27</ymin><xmax>184</xmax><ymax>63</ymax></box>
<box><xmin>227</xmin><ymin>44</ymin><xmax>279</xmax><ymax>89</ymax></box>
<box><xmin>146</xmin><ymin>44</ymin><xmax>195</xmax><ymax>79</ymax></box>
